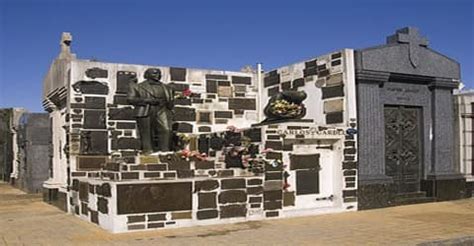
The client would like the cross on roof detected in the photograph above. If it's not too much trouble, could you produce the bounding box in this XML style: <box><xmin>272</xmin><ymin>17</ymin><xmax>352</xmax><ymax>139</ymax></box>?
<box><xmin>387</xmin><ymin>27</ymin><xmax>429</xmax><ymax>68</ymax></box>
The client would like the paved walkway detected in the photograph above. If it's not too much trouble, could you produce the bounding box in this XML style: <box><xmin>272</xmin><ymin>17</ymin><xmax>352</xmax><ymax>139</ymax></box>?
<box><xmin>0</xmin><ymin>182</ymin><xmax>473</xmax><ymax>245</ymax></box>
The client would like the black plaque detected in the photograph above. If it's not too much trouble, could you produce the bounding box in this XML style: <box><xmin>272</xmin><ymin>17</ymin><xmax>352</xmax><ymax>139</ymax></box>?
<box><xmin>296</xmin><ymin>169</ymin><xmax>319</xmax><ymax>195</ymax></box>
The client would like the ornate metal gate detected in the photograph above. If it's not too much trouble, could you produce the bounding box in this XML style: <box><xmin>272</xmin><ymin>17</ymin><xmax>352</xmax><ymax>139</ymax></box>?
<box><xmin>384</xmin><ymin>106</ymin><xmax>422</xmax><ymax>193</ymax></box>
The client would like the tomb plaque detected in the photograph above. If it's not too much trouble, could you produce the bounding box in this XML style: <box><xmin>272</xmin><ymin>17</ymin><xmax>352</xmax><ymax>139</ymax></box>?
<box><xmin>117</xmin><ymin>182</ymin><xmax>192</xmax><ymax>214</ymax></box>
<box><xmin>296</xmin><ymin>169</ymin><xmax>320</xmax><ymax>195</ymax></box>
<box><xmin>290</xmin><ymin>154</ymin><xmax>320</xmax><ymax>170</ymax></box>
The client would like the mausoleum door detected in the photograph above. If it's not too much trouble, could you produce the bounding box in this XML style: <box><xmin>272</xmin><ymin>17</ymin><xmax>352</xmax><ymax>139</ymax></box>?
<box><xmin>384</xmin><ymin>105</ymin><xmax>422</xmax><ymax>194</ymax></box>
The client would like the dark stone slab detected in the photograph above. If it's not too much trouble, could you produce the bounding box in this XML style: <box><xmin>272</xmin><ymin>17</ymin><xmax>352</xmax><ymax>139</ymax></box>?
<box><xmin>168</xmin><ymin>82</ymin><xmax>189</xmax><ymax>92</ymax></box>
<box><xmin>344</xmin><ymin>140</ymin><xmax>356</xmax><ymax>147</ymax></box>
<box><xmin>197</xmin><ymin>209</ymin><xmax>218</xmax><ymax>220</ymax></box>
<box><xmin>174</xmin><ymin>122</ymin><xmax>193</xmax><ymax>133</ymax></box>
<box><xmin>331</xmin><ymin>52</ymin><xmax>342</xmax><ymax>59</ymax></box>
<box><xmin>81</xmin><ymin>202</ymin><xmax>88</xmax><ymax>215</ymax></box>
<box><xmin>83</xmin><ymin>110</ymin><xmax>106</xmax><ymax>129</ymax></box>
<box><xmin>116</xmin><ymin>122</ymin><xmax>136</xmax><ymax>129</ymax></box>
<box><xmin>214</xmin><ymin>111</ymin><xmax>233</xmax><ymax>119</ymax></box>
<box><xmin>209</xmin><ymin>135</ymin><xmax>225</xmax><ymax>150</ymax></box>
<box><xmin>296</xmin><ymin>169</ymin><xmax>319</xmax><ymax>195</ymax></box>
<box><xmin>128</xmin><ymin>215</ymin><xmax>146</xmax><ymax>224</ymax></box>
<box><xmin>177</xmin><ymin>170</ymin><xmax>194</xmax><ymax>178</ymax></box>
<box><xmin>331</xmin><ymin>60</ymin><xmax>342</xmax><ymax>66</ymax></box>
<box><xmin>97</xmin><ymin>183</ymin><xmax>111</xmax><ymax>197</ymax></box>
<box><xmin>318</xmin><ymin>69</ymin><xmax>330</xmax><ymax>77</ymax></box>
<box><xmin>264</xmin><ymin>190</ymin><xmax>282</xmax><ymax>201</ymax></box>
<box><xmin>117</xmin><ymin>182</ymin><xmax>192</xmax><ymax>214</ymax></box>
<box><xmin>268</xmin><ymin>86</ymin><xmax>280</xmax><ymax>97</ymax></box>
<box><xmin>90</xmin><ymin>210</ymin><xmax>99</xmax><ymax>224</ymax></box>
<box><xmin>266</xmin><ymin>211</ymin><xmax>279</xmax><ymax>217</ymax></box>
<box><xmin>326</xmin><ymin>112</ymin><xmax>344</xmax><ymax>124</ymax></box>
<box><xmin>175</xmin><ymin>98</ymin><xmax>192</xmax><ymax>106</ymax></box>
<box><xmin>72</xmin><ymin>81</ymin><xmax>109</xmax><ymax>95</ymax></box>
<box><xmin>343</xmin><ymin>161</ymin><xmax>357</xmax><ymax>170</ymax></box>
<box><xmin>198</xmin><ymin>126</ymin><xmax>211</xmax><ymax>132</ymax></box>
<box><xmin>113</xmin><ymin>95</ymin><xmax>128</xmax><ymax>105</ymax></box>
<box><xmin>281</xmin><ymin>81</ymin><xmax>291</xmax><ymax>90</ymax></box>
<box><xmin>144</xmin><ymin>172</ymin><xmax>161</xmax><ymax>178</ymax></box>
<box><xmin>228</xmin><ymin>98</ymin><xmax>256</xmax><ymax>110</ymax></box>
<box><xmin>247</xmin><ymin>186</ymin><xmax>263</xmax><ymax>195</ymax></box>
<box><xmin>247</xmin><ymin>179</ymin><xmax>263</xmax><ymax>186</ymax></box>
<box><xmin>197</xmin><ymin>112</ymin><xmax>211</xmax><ymax>124</ymax></box>
<box><xmin>71</xmin><ymin>172</ymin><xmax>86</xmax><ymax>177</ymax></box>
<box><xmin>198</xmin><ymin>192</ymin><xmax>217</xmax><ymax>209</ymax></box>
<box><xmin>265</xmin><ymin>141</ymin><xmax>282</xmax><ymax>151</ymax></box>
<box><xmin>128</xmin><ymin>224</ymin><xmax>145</xmax><ymax>230</ymax></box>
<box><xmin>104</xmin><ymin>162</ymin><xmax>120</xmax><ymax>171</ymax></box>
<box><xmin>85</xmin><ymin>67</ymin><xmax>108</xmax><ymax>79</ymax></box>
<box><xmin>148</xmin><ymin>222</ymin><xmax>165</xmax><ymax>228</ymax></box>
<box><xmin>344</xmin><ymin>148</ymin><xmax>356</xmax><ymax>155</ymax></box>
<box><xmin>305</xmin><ymin>59</ymin><xmax>317</xmax><ymax>68</ymax></box>
<box><xmin>116</xmin><ymin>71</ymin><xmax>137</xmax><ymax>94</ymax></box>
<box><xmin>231</xmin><ymin>76</ymin><xmax>251</xmax><ymax>85</ymax></box>
<box><xmin>206</xmin><ymin>80</ymin><xmax>217</xmax><ymax>93</ymax></box>
<box><xmin>264</xmin><ymin>74</ymin><xmax>280</xmax><ymax>87</ymax></box>
<box><xmin>343</xmin><ymin>190</ymin><xmax>357</xmax><ymax>198</ymax></box>
<box><xmin>264</xmin><ymin>201</ymin><xmax>282</xmax><ymax>210</ymax></box>
<box><xmin>219</xmin><ymin>190</ymin><xmax>247</xmax><ymax>204</ymax></box>
<box><xmin>195</xmin><ymin>160</ymin><xmax>215</xmax><ymax>169</ymax></box>
<box><xmin>148</xmin><ymin>213</ymin><xmax>166</xmax><ymax>221</ymax></box>
<box><xmin>121</xmin><ymin>172</ymin><xmax>139</xmax><ymax>180</ymax></box>
<box><xmin>265</xmin><ymin>152</ymin><xmax>282</xmax><ymax>160</ymax></box>
<box><xmin>112</xmin><ymin>137</ymin><xmax>139</xmax><ymax>150</ymax></box>
<box><xmin>79</xmin><ymin>182</ymin><xmax>89</xmax><ymax>202</ymax></box>
<box><xmin>195</xmin><ymin>180</ymin><xmax>219</xmax><ymax>191</ymax></box>
<box><xmin>322</xmin><ymin>85</ymin><xmax>344</xmax><ymax>99</ymax></box>
<box><xmin>221</xmin><ymin>179</ymin><xmax>246</xmax><ymax>190</ymax></box>
<box><xmin>84</xmin><ymin>97</ymin><xmax>106</xmax><ymax>109</ymax></box>
<box><xmin>173</xmin><ymin>107</ymin><xmax>196</xmax><ymax>121</ymax></box>
<box><xmin>344</xmin><ymin>170</ymin><xmax>356</xmax><ymax>176</ymax></box>
<box><xmin>147</xmin><ymin>164</ymin><xmax>167</xmax><ymax>171</ymax></box>
<box><xmin>220</xmin><ymin>204</ymin><xmax>247</xmax><ymax>218</ymax></box>
<box><xmin>243</xmin><ymin>128</ymin><xmax>262</xmax><ymax>142</ymax></box>
<box><xmin>80</xmin><ymin>130</ymin><xmax>108</xmax><ymax>155</ymax></box>
<box><xmin>192</xmin><ymin>98</ymin><xmax>204</xmax><ymax>104</ymax></box>
<box><xmin>218</xmin><ymin>170</ymin><xmax>234</xmax><ymax>177</ymax></box>
<box><xmin>283</xmin><ymin>191</ymin><xmax>295</xmax><ymax>206</ymax></box>
<box><xmin>249</xmin><ymin>196</ymin><xmax>262</xmax><ymax>203</ymax></box>
<box><xmin>77</xmin><ymin>156</ymin><xmax>107</xmax><ymax>170</ymax></box>
<box><xmin>292</xmin><ymin>78</ymin><xmax>305</xmax><ymax>88</ymax></box>
<box><xmin>303</xmin><ymin>67</ymin><xmax>318</xmax><ymax>77</ymax></box>
<box><xmin>198</xmin><ymin>135</ymin><xmax>209</xmax><ymax>155</ymax></box>
<box><xmin>206</xmin><ymin>74</ymin><xmax>228</xmax><ymax>80</ymax></box>
<box><xmin>218</xmin><ymin>80</ymin><xmax>231</xmax><ymax>86</ymax></box>
<box><xmin>109</xmin><ymin>107</ymin><xmax>134</xmax><ymax>120</ymax></box>
<box><xmin>170</xmin><ymin>67</ymin><xmax>187</xmax><ymax>81</ymax></box>
<box><xmin>290</xmin><ymin>154</ymin><xmax>320</xmax><ymax>170</ymax></box>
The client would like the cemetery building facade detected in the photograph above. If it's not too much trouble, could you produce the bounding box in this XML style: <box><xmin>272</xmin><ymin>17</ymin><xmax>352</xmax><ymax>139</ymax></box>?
<box><xmin>40</xmin><ymin>27</ymin><xmax>468</xmax><ymax>233</ymax></box>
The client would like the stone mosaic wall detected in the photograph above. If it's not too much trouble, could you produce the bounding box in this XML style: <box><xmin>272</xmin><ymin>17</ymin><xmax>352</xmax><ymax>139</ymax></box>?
<box><xmin>66</xmin><ymin>60</ymin><xmax>258</xmax><ymax>172</ymax></box>
<box><xmin>262</xmin><ymin>49</ymin><xmax>354</xmax><ymax>126</ymax></box>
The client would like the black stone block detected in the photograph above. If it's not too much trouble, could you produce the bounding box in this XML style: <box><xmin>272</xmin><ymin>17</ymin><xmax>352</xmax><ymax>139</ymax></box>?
<box><xmin>344</xmin><ymin>148</ymin><xmax>356</xmax><ymax>155</ymax></box>
<box><xmin>264</xmin><ymin>190</ymin><xmax>282</xmax><ymax>201</ymax></box>
<box><xmin>168</xmin><ymin>82</ymin><xmax>189</xmax><ymax>92</ymax></box>
<box><xmin>197</xmin><ymin>210</ymin><xmax>218</xmax><ymax>220</ymax></box>
<box><xmin>198</xmin><ymin>192</ymin><xmax>217</xmax><ymax>209</ymax></box>
<box><xmin>228</xmin><ymin>98</ymin><xmax>256</xmax><ymax>110</ymax></box>
<box><xmin>264</xmin><ymin>201</ymin><xmax>282</xmax><ymax>210</ymax></box>
<box><xmin>113</xmin><ymin>95</ymin><xmax>128</xmax><ymax>105</ymax></box>
<box><xmin>177</xmin><ymin>170</ymin><xmax>194</xmax><ymax>178</ymax></box>
<box><xmin>195</xmin><ymin>180</ymin><xmax>219</xmax><ymax>191</ymax></box>
<box><xmin>192</xmin><ymin>98</ymin><xmax>204</xmax><ymax>104</ymax></box>
<box><xmin>305</xmin><ymin>59</ymin><xmax>317</xmax><ymax>68</ymax></box>
<box><xmin>268</xmin><ymin>86</ymin><xmax>279</xmax><ymax>97</ymax></box>
<box><xmin>265</xmin><ymin>172</ymin><xmax>283</xmax><ymax>180</ymax></box>
<box><xmin>121</xmin><ymin>172</ymin><xmax>139</xmax><ymax>180</ymax></box>
<box><xmin>109</xmin><ymin>107</ymin><xmax>135</xmax><ymax>120</ymax></box>
<box><xmin>303</xmin><ymin>67</ymin><xmax>317</xmax><ymax>77</ymax></box>
<box><xmin>331</xmin><ymin>52</ymin><xmax>342</xmax><ymax>59</ymax></box>
<box><xmin>317</xmin><ymin>64</ymin><xmax>327</xmax><ymax>71</ymax></box>
<box><xmin>206</xmin><ymin>80</ymin><xmax>217</xmax><ymax>93</ymax></box>
<box><xmin>116</xmin><ymin>122</ymin><xmax>136</xmax><ymax>129</ymax></box>
<box><xmin>77</xmin><ymin>156</ymin><xmax>107</xmax><ymax>169</ymax></box>
<box><xmin>231</xmin><ymin>76</ymin><xmax>251</xmax><ymax>85</ymax></box>
<box><xmin>84</xmin><ymin>97</ymin><xmax>106</xmax><ymax>109</ymax></box>
<box><xmin>116</xmin><ymin>71</ymin><xmax>137</xmax><ymax>94</ymax></box>
<box><xmin>72</xmin><ymin>81</ymin><xmax>109</xmax><ymax>95</ymax></box>
<box><xmin>331</xmin><ymin>60</ymin><xmax>342</xmax><ymax>66</ymax></box>
<box><xmin>175</xmin><ymin>98</ymin><xmax>192</xmax><ymax>106</ymax></box>
<box><xmin>244</xmin><ymin>128</ymin><xmax>262</xmax><ymax>142</ymax></box>
<box><xmin>209</xmin><ymin>135</ymin><xmax>225</xmax><ymax>150</ymax></box>
<box><xmin>83</xmin><ymin>110</ymin><xmax>106</xmax><ymax>129</ymax></box>
<box><xmin>247</xmin><ymin>186</ymin><xmax>263</xmax><ymax>195</ymax></box>
<box><xmin>218</xmin><ymin>80</ymin><xmax>231</xmax><ymax>86</ymax></box>
<box><xmin>148</xmin><ymin>222</ymin><xmax>165</xmax><ymax>228</ymax></box>
<box><xmin>112</xmin><ymin>137</ymin><xmax>139</xmax><ymax>150</ymax></box>
<box><xmin>266</xmin><ymin>152</ymin><xmax>282</xmax><ymax>160</ymax></box>
<box><xmin>117</xmin><ymin>182</ymin><xmax>192</xmax><ymax>214</ymax></box>
<box><xmin>79</xmin><ymin>182</ymin><xmax>89</xmax><ymax>201</ymax></box>
<box><xmin>98</xmin><ymin>183</ymin><xmax>111</xmax><ymax>197</ymax></box>
<box><xmin>80</xmin><ymin>131</ymin><xmax>108</xmax><ymax>155</ymax></box>
<box><xmin>292</xmin><ymin>78</ymin><xmax>305</xmax><ymax>88</ymax></box>
<box><xmin>296</xmin><ymin>169</ymin><xmax>319</xmax><ymax>195</ymax></box>
<box><xmin>148</xmin><ymin>213</ymin><xmax>166</xmax><ymax>221</ymax></box>
<box><xmin>264</xmin><ymin>74</ymin><xmax>280</xmax><ymax>87</ymax></box>
<box><xmin>281</xmin><ymin>81</ymin><xmax>291</xmax><ymax>90</ymax></box>
<box><xmin>343</xmin><ymin>190</ymin><xmax>357</xmax><ymax>198</ymax></box>
<box><xmin>198</xmin><ymin>126</ymin><xmax>211</xmax><ymax>132</ymax></box>
<box><xmin>249</xmin><ymin>196</ymin><xmax>262</xmax><ymax>203</ymax></box>
<box><xmin>174</xmin><ymin>122</ymin><xmax>193</xmax><ymax>133</ymax></box>
<box><xmin>247</xmin><ymin>179</ymin><xmax>263</xmax><ymax>186</ymax></box>
<box><xmin>85</xmin><ymin>67</ymin><xmax>108</xmax><ymax>79</ymax></box>
<box><xmin>221</xmin><ymin>179</ymin><xmax>246</xmax><ymax>189</ymax></box>
<box><xmin>290</xmin><ymin>154</ymin><xmax>320</xmax><ymax>170</ymax></box>
<box><xmin>214</xmin><ymin>111</ymin><xmax>233</xmax><ymax>119</ymax></box>
<box><xmin>326</xmin><ymin>112</ymin><xmax>344</xmax><ymax>124</ymax></box>
<box><xmin>198</xmin><ymin>135</ymin><xmax>210</xmax><ymax>155</ymax></box>
<box><xmin>224</xmin><ymin>131</ymin><xmax>241</xmax><ymax>146</ymax></box>
<box><xmin>206</xmin><ymin>74</ymin><xmax>228</xmax><ymax>80</ymax></box>
<box><xmin>173</xmin><ymin>107</ymin><xmax>196</xmax><ymax>121</ymax></box>
<box><xmin>170</xmin><ymin>67</ymin><xmax>187</xmax><ymax>81</ymax></box>
<box><xmin>265</xmin><ymin>141</ymin><xmax>282</xmax><ymax>151</ymax></box>
<box><xmin>220</xmin><ymin>204</ymin><xmax>247</xmax><ymax>218</ymax></box>
<box><xmin>97</xmin><ymin>197</ymin><xmax>108</xmax><ymax>214</ymax></box>
<box><xmin>195</xmin><ymin>160</ymin><xmax>215</xmax><ymax>169</ymax></box>
<box><xmin>266</xmin><ymin>211</ymin><xmax>279</xmax><ymax>217</ymax></box>
<box><xmin>343</xmin><ymin>161</ymin><xmax>357</xmax><ymax>170</ymax></box>
<box><xmin>218</xmin><ymin>170</ymin><xmax>234</xmax><ymax>177</ymax></box>
<box><xmin>90</xmin><ymin>211</ymin><xmax>99</xmax><ymax>224</ymax></box>
<box><xmin>219</xmin><ymin>190</ymin><xmax>247</xmax><ymax>204</ymax></box>
<box><xmin>318</xmin><ymin>69</ymin><xmax>330</xmax><ymax>77</ymax></box>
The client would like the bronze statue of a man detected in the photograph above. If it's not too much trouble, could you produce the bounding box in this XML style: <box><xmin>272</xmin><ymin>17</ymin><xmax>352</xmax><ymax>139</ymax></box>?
<box><xmin>127</xmin><ymin>68</ymin><xmax>174</xmax><ymax>153</ymax></box>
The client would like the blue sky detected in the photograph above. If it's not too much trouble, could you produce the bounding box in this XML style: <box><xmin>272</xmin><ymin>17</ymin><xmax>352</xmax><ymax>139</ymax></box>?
<box><xmin>1</xmin><ymin>0</ymin><xmax>473</xmax><ymax>112</ymax></box>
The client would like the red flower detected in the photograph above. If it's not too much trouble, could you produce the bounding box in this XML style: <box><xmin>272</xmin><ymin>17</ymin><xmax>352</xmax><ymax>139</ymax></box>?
<box><xmin>183</xmin><ymin>88</ymin><xmax>192</xmax><ymax>97</ymax></box>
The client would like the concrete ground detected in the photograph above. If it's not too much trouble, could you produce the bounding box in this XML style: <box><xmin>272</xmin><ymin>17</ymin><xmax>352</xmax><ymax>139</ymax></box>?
<box><xmin>0</xmin><ymin>182</ymin><xmax>473</xmax><ymax>246</ymax></box>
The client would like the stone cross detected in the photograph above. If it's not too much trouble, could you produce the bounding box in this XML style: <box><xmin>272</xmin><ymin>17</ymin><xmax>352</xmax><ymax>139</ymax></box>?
<box><xmin>387</xmin><ymin>27</ymin><xmax>429</xmax><ymax>68</ymax></box>
<box><xmin>58</xmin><ymin>32</ymin><xmax>76</xmax><ymax>59</ymax></box>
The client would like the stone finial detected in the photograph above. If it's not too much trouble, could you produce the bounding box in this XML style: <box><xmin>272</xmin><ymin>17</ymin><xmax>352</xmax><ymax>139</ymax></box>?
<box><xmin>386</xmin><ymin>27</ymin><xmax>428</xmax><ymax>68</ymax></box>
<box><xmin>58</xmin><ymin>32</ymin><xmax>76</xmax><ymax>59</ymax></box>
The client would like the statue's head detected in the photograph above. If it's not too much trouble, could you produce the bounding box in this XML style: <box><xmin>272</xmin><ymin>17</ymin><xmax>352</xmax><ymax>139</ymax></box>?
<box><xmin>144</xmin><ymin>68</ymin><xmax>162</xmax><ymax>82</ymax></box>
